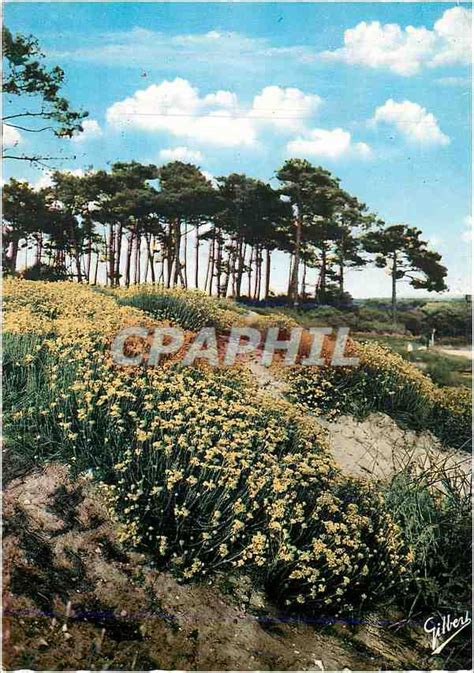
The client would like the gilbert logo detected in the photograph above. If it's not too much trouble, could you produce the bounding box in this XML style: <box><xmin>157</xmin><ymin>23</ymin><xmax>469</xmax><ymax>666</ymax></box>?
<box><xmin>424</xmin><ymin>611</ymin><xmax>471</xmax><ymax>655</ymax></box>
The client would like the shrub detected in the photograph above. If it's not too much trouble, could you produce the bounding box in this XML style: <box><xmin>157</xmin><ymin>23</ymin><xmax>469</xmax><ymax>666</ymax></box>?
<box><xmin>20</xmin><ymin>262</ymin><xmax>69</xmax><ymax>282</ymax></box>
<box><xmin>384</xmin><ymin>461</ymin><xmax>471</xmax><ymax>614</ymax></box>
<box><xmin>268</xmin><ymin>479</ymin><xmax>409</xmax><ymax>615</ymax></box>
<box><xmin>4</xmin><ymin>327</ymin><xmax>409</xmax><ymax>616</ymax></box>
<box><xmin>431</xmin><ymin>386</ymin><xmax>473</xmax><ymax>451</ymax></box>
<box><xmin>425</xmin><ymin>358</ymin><xmax>455</xmax><ymax>387</ymax></box>
<box><xmin>3</xmin><ymin>279</ymin><xmax>146</xmax><ymax>337</ymax></box>
<box><xmin>117</xmin><ymin>290</ymin><xmax>215</xmax><ymax>331</ymax></box>
<box><xmin>286</xmin><ymin>341</ymin><xmax>472</xmax><ymax>450</ymax></box>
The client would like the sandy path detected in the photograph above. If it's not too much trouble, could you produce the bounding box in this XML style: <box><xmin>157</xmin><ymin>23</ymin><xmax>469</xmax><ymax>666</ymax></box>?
<box><xmin>246</xmin><ymin>360</ymin><xmax>471</xmax><ymax>487</ymax></box>
<box><xmin>434</xmin><ymin>346</ymin><xmax>473</xmax><ymax>360</ymax></box>
<box><xmin>318</xmin><ymin>412</ymin><xmax>471</xmax><ymax>486</ymax></box>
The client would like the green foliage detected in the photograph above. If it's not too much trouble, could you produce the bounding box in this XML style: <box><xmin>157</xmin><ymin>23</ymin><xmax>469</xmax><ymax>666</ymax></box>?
<box><xmin>116</xmin><ymin>287</ymin><xmax>237</xmax><ymax>331</ymax></box>
<box><xmin>425</xmin><ymin>358</ymin><xmax>455</xmax><ymax>387</ymax></box>
<box><xmin>270</xmin><ymin>479</ymin><xmax>409</xmax><ymax>615</ymax></box>
<box><xmin>287</xmin><ymin>342</ymin><xmax>472</xmax><ymax>451</ymax></box>
<box><xmin>3</xmin><ymin>26</ymin><xmax>88</xmax><ymax>160</ymax></box>
<box><xmin>384</xmin><ymin>462</ymin><xmax>471</xmax><ymax>614</ymax></box>
<box><xmin>21</xmin><ymin>262</ymin><xmax>69</xmax><ymax>282</ymax></box>
<box><xmin>3</xmin><ymin>331</ymin><xmax>408</xmax><ymax>616</ymax></box>
<box><xmin>363</xmin><ymin>224</ymin><xmax>448</xmax><ymax>301</ymax></box>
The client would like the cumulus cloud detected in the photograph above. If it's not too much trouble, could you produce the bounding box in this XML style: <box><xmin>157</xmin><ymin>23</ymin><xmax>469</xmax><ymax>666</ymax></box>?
<box><xmin>159</xmin><ymin>146</ymin><xmax>203</xmax><ymax>163</ymax></box>
<box><xmin>31</xmin><ymin>168</ymin><xmax>86</xmax><ymax>191</ymax></box>
<box><xmin>3</xmin><ymin>124</ymin><xmax>22</xmax><ymax>147</ymax></box>
<box><xmin>107</xmin><ymin>78</ymin><xmax>321</xmax><ymax>147</ymax></box>
<box><xmin>249</xmin><ymin>85</ymin><xmax>321</xmax><ymax>131</ymax></box>
<box><xmin>106</xmin><ymin>78</ymin><xmax>256</xmax><ymax>146</ymax></box>
<box><xmin>462</xmin><ymin>215</ymin><xmax>473</xmax><ymax>242</ymax></box>
<box><xmin>321</xmin><ymin>7</ymin><xmax>471</xmax><ymax>76</ymax></box>
<box><xmin>287</xmin><ymin>128</ymin><xmax>372</xmax><ymax>160</ymax></box>
<box><xmin>372</xmin><ymin>99</ymin><xmax>450</xmax><ymax>146</ymax></box>
<box><xmin>71</xmin><ymin>119</ymin><xmax>103</xmax><ymax>143</ymax></box>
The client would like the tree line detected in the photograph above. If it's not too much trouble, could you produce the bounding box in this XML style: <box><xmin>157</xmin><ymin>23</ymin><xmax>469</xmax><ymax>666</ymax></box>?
<box><xmin>2</xmin><ymin>26</ymin><xmax>448</xmax><ymax>312</ymax></box>
<box><xmin>3</xmin><ymin>158</ymin><xmax>448</xmax><ymax>311</ymax></box>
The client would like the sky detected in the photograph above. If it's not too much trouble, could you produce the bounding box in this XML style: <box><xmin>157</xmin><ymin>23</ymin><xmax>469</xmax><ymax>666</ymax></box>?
<box><xmin>3</xmin><ymin>1</ymin><xmax>472</xmax><ymax>297</ymax></box>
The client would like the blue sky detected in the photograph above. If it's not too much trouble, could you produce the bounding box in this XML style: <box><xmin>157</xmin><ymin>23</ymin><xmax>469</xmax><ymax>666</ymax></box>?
<box><xmin>3</xmin><ymin>2</ymin><xmax>472</xmax><ymax>296</ymax></box>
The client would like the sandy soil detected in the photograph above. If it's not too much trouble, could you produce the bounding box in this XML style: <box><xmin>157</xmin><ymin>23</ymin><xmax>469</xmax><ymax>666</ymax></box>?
<box><xmin>3</xmin><ymin>463</ymin><xmax>442</xmax><ymax>671</ymax></box>
<box><xmin>318</xmin><ymin>412</ymin><xmax>471</xmax><ymax>485</ymax></box>
<box><xmin>434</xmin><ymin>346</ymin><xmax>473</xmax><ymax>360</ymax></box>
<box><xmin>246</xmin><ymin>361</ymin><xmax>470</xmax><ymax>487</ymax></box>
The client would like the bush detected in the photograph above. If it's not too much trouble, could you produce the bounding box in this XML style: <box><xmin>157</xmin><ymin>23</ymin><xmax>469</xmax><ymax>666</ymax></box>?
<box><xmin>286</xmin><ymin>341</ymin><xmax>472</xmax><ymax>450</ymax></box>
<box><xmin>425</xmin><ymin>359</ymin><xmax>455</xmax><ymax>387</ymax></box>
<box><xmin>4</xmin><ymin>328</ymin><xmax>409</xmax><ymax>616</ymax></box>
<box><xmin>384</xmin><ymin>461</ymin><xmax>471</xmax><ymax>614</ymax></box>
<box><xmin>269</xmin><ymin>479</ymin><xmax>409</xmax><ymax>615</ymax></box>
<box><xmin>20</xmin><ymin>262</ymin><xmax>69</xmax><ymax>282</ymax></box>
<box><xmin>115</xmin><ymin>286</ymin><xmax>240</xmax><ymax>331</ymax></box>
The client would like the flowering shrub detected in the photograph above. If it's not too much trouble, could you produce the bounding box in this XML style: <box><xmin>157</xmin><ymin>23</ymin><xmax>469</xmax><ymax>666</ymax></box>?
<box><xmin>113</xmin><ymin>285</ymin><xmax>241</xmax><ymax>331</ymax></box>
<box><xmin>4</xmin><ymin>342</ymin><xmax>408</xmax><ymax>614</ymax></box>
<box><xmin>287</xmin><ymin>341</ymin><xmax>472</xmax><ymax>450</ymax></box>
<box><xmin>3</xmin><ymin>278</ymin><xmax>147</xmax><ymax>337</ymax></box>
<box><xmin>5</xmin><ymin>333</ymin><xmax>409</xmax><ymax>614</ymax></box>
<box><xmin>270</xmin><ymin>479</ymin><xmax>409</xmax><ymax>614</ymax></box>
<box><xmin>3</xmin><ymin>280</ymin><xmax>412</xmax><ymax>616</ymax></box>
<box><xmin>431</xmin><ymin>386</ymin><xmax>472</xmax><ymax>451</ymax></box>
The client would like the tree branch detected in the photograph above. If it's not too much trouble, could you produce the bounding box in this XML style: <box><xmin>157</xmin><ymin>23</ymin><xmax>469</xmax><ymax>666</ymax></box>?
<box><xmin>3</xmin><ymin>122</ymin><xmax>55</xmax><ymax>133</ymax></box>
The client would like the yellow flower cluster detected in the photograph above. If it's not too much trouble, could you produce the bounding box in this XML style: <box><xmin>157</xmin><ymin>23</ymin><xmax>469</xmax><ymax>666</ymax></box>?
<box><xmin>286</xmin><ymin>339</ymin><xmax>471</xmax><ymax>450</ymax></box>
<box><xmin>3</xmin><ymin>278</ymin><xmax>150</xmax><ymax>337</ymax></box>
<box><xmin>4</xmin><ymin>279</ymin><xmax>412</xmax><ymax>614</ymax></box>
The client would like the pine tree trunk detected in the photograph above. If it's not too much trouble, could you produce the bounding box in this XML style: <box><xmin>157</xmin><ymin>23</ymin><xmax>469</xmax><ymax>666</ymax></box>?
<box><xmin>216</xmin><ymin>230</ymin><xmax>223</xmax><ymax>297</ymax></box>
<box><xmin>208</xmin><ymin>231</ymin><xmax>216</xmax><ymax>296</ymax></box>
<box><xmin>301</xmin><ymin>260</ymin><xmax>307</xmax><ymax>298</ymax></box>
<box><xmin>391</xmin><ymin>252</ymin><xmax>397</xmax><ymax>323</ymax></box>
<box><xmin>125</xmin><ymin>231</ymin><xmax>134</xmax><ymax>288</ymax></box>
<box><xmin>107</xmin><ymin>224</ymin><xmax>115</xmax><ymax>287</ymax></box>
<box><xmin>194</xmin><ymin>224</ymin><xmax>200</xmax><ymax>289</ymax></box>
<box><xmin>287</xmin><ymin>253</ymin><xmax>294</xmax><ymax>297</ymax></box>
<box><xmin>264</xmin><ymin>249</ymin><xmax>271</xmax><ymax>300</ymax></box>
<box><xmin>166</xmin><ymin>221</ymin><xmax>173</xmax><ymax>288</ymax></box>
<box><xmin>173</xmin><ymin>218</ymin><xmax>181</xmax><ymax>287</ymax></box>
<box><xmin>320</xmin><ymin>244</ymin><xmax>327</xmax><ymax>302</ymax></box>
<box><xmin>247</xmin><ymin>246</ymin><xmax>254</xmax><ymax>298</ymax></box>
<box><xmin>289</xmin><ymin>212</ymin><xmax>302</xmax><ymax>307</ymax></box>
<box><xmin>182</xmin><ymin>226</ymin><xmax>188</xmax><ymax>289</ymax></box>
<box><xmin>236</xmin><ymin>239</ymin><xmax>245</xmax><ymax>299</ymax></box>
<box><xmin>115</xmin><ymin>223</ymin><xmax>123</xmax><ymax>286</ymax></box>
<box><xmin>93</xmin><ymin>251</ymin><xmax>99</xmax><ymax>285</ymax></box>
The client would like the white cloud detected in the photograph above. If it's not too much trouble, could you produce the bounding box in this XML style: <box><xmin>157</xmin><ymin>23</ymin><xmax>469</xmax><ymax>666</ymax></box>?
<box><xmin>54</xmin><ymin>28</ymin><xmax>313</xmax><ymax>74</ymax></box>
<box><xmin>372</xmin><ymin>99</ymin><xmax>450</xmax><ymax>146</ymax></box>
<box><xmin>106</xmin><ymin>78</ymin><xmax>256</xmax><ymax>147</ymax></box>
<box><xmin>30</xmin><ymin>168</ymin><xmax>86</xmax><ymax>191</ymax></box>
<box><xmin>321</xmin><ymin>7</ymin><xmax>471</xmax><ymax>76</ymax></box>
<box><xmin>462</xmin><ymin>215</ymin><xmax>473</xmax><ymax>242</ymax></box>
<box><xmin>287</xmin><ymin>127</ymin><xmax>372</xmax><ymax>160</ymax></box>
<box><xmin>249</xmin><ymin>85</ymin><xmax>321</xmax><ymax>131</ymax></box>
<box><xmin>203</xmin><ymin>90</ymin><xmax>238</xmax><ymax>109</ymax></box>
<box><xmin>430</xmin><ymin>7</ymin><xmax>472</xmax><ymax>67</ymax></box>
<box><xmin>107</xmin><ymin>78</ymin><xmax>320</xmax><ymax>147</ymax></box>
<box><xmin>3</xmin><ymin>124</ymin><xmax>22</xmax><ymax>147</ymax></box>
<box><xmin>159</xmin><ymin>146</ymin><xmax>203</xmax><ymax>163</ymax></box>
<box><xmin>71</xmin><ymin>119</ymin><xmax>103</xmax><ymax>143</ymax></box>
